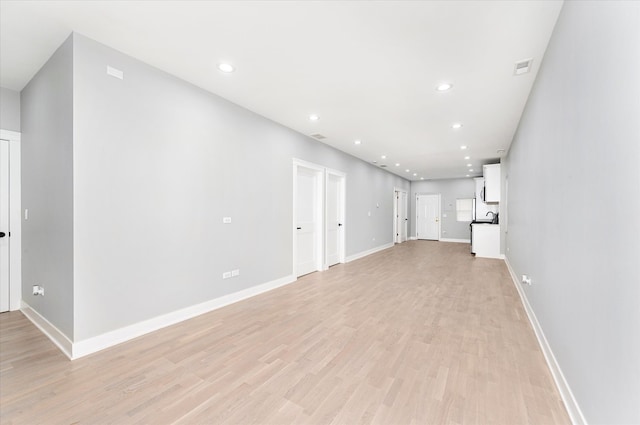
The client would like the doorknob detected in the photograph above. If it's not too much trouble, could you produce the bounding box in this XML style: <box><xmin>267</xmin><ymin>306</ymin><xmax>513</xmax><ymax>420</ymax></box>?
<box><xmin>0</xmin><ymin>232</ymin><xmax>5</xmax><ymax>238</ymax></box>
<box><xmin>338</xmin><ymin>223</ymin><xmax>342</xmax><ymax>227</ymax></box>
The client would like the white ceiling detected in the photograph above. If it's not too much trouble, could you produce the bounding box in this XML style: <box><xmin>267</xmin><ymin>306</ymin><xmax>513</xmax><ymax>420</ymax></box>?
<box><xmin>0</xmin><ymin>0</ymin><xmax>563</xmax><ymax>180</ymax></box>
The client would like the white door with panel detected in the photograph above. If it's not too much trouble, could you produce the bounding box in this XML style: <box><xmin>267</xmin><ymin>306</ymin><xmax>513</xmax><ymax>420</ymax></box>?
<box><xmin>395</xmin><ymin>190</ymin><xmax>408</xmax><ymax>243</ymax></box>
<box><xmin>0</xmin><ymin>140</ymin><xmax>10</xmax><ymax>312</ymax></box>
<box><xmin>296</xmin><ymin>167</ymin><xmax>321</xmax><ymax>277</ymax></box>
<box><xmin>416</xmin><ymin>194</ymin><xmax>440</xmax><ymax>241</ymax></box>
<box><xmin>325</xmin><ymin>172</ymin><xmax>345</xmax><ymax>267</ymax></box>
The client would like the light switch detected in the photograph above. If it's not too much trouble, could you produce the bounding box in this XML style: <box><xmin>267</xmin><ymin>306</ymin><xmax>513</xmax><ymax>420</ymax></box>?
<box><xmin>223</xmin><ymin>217</ymin><xmax>232</xmax><ymax>224</ymax></box>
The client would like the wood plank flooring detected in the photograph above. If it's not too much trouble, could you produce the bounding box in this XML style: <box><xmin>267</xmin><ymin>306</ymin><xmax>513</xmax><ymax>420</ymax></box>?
<box><xmin>0</xmin><ymin>241</ymin><xmax>570</xmax><ymax>424</ymax></box>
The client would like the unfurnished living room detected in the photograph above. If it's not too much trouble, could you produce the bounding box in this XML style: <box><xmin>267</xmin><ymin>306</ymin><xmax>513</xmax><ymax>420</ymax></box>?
<box><xmin>0</xmin><ymin>1</ymin><xmax>638</xmax><ymax>424</ymax></box>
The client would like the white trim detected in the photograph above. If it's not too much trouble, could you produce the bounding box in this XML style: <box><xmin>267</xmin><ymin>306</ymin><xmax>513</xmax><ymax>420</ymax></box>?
<box><xmin>74</xmin><ymin>274</ymin><xmax>296</xmax><ymax>359</ymax></box>
<box><xmin>440</xmin><ymin>238</ymin><xmax>471</xmax><ymax>243</ymax></box>
<box><xmin>504</xmin><ymin>256</ymin><xmax>586</xmax><ymax>425</ymax></box>
<box><xmin>21</xmin><ymin>301</ymin><xmax>73</xmax><ymax>359</ymax></box>
<box><xmin>345</xmin><ymin>242</ymin><xmax>394</xmax><ymax>263</ymax></box>
<box><xmin>408</xmin><ymin>236</ymin><xmax>417</xmax><ymax>241</ymax></box>
<box><xmin>0</xmin><ymin>129</ymin><xmax>21</xmax><ymax>311</ymax></box>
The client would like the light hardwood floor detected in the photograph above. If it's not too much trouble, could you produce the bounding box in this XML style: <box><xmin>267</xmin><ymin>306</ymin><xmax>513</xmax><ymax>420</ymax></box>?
<box><xmin>0</xmin><ymin>241</ymin><xmax>570</xmax><ymax>424</ymax></box>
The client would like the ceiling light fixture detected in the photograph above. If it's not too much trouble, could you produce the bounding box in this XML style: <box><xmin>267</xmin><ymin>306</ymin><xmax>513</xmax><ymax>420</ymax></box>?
<box><xmin>308</xmin><ymin>114</ymin><xmax>319</xmax><ymax>121</ymax></box>
<box><xmin>373</xmin><ymin>160</ymin><xmax>377</xmax><ymax>164</ymax></box>
<box><xmin>413</xmin><ymin>173</ymin><xmax>417</xmax><ymax>176</ymax></box>
<box><xmin>464</xmin><ymin>156</ymin><xmax>470</xmax><ymax>160</ymax></box>
<box><xmin>405</xmin><ymin>169</ymin><xmax>410</xmax><ymax>173</ymax></box>
<box><xmin>460</xmin><ymin>145</ymin><xmax>468</xmax><ymax>150</ymax></box>
<box><xmin>436</xmin><ymin>82</ymin><xmax>453</xmax><ymax>91</ymax></box>
<box><xmin>420</xmin><ymin>177</ymin><xmax>425</xmax><ymax>180</ymax></box>
<box><xmin>469</xmin><ymin>169</ymin><xmax>474</xmax><ymax>172</ymax></box>
<box><xmin>354</xmin><ymin>140</ymin><xmax>361</xmax><ymax>145</ymax></box>
<box><xmin>381</xmin><ymin>155</ymin><xmax>386</xmax><ymax>159</ymax></box>
<box><xmin>452</xmin><ymin>123</ymin><xmax>463</xmax><ymax>129</ymax></box>
<box><xmin>466</xmin><ymin>174</ymin><xmax>470</xmax><ymax>177</ymax></box>
<box><xmin>467</xmin><ymin>163</ymin><xmax>472</xmax><ymax>167</ymax></box>
<box><xmin>395</xmin><ymin>163</ymin><xmax>400</xmax><ymax>167</ymax></box>
<box><xmin>218</xmin><ymin>63</ymin><xmax>235</xmax><ymax>73</ymax></box>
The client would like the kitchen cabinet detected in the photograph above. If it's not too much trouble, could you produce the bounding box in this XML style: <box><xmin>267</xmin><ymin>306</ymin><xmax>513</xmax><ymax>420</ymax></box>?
<box><xmin>483</xmin><ymin>163</ymin><xmax>501</xmax><ymax>203</ymax></box>
<box><xmin>471</xmin><ymin>223</ymin><xmax>501</xmax><ymax>259</ymax></box>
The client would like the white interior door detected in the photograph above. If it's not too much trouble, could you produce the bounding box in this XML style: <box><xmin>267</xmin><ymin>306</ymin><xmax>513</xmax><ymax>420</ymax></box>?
<box><xmin>417</xmin><ymin>194</ymin><xmax>440</xmax><ymax>241</ymax></box>
<box><xmin>0</xmin><ymin>140</ymin><xmax>10</xmax><ymax>312</ymax></box>
<box><xmin>296</xmin><ymin>167</ymin><xmax>321</xmax><ymax>276</ymax></box>
<box><xmin>400</xmin><ymin>191</ymin><xmax>407</xmax><ymax>242</ymax></box>
<box><xmin>325</xmin><ymin>172</ymin><xmax>344</xmax><ymax>267</ymax></box>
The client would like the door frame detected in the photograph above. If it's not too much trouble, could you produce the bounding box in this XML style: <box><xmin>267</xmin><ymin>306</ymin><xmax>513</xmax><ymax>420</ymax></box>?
<box><xmin>0</xmin><ymin>129</ymin><xmax>21</xmax><ymax>311</ymax></box>
<box><xmin>416</xmin><ymin>193</ymin><xmax>441</xmax><ymax>241</ymax></box>
<box><xmin>393</xmin><ymin>187</ymin><xmax>408</xmax><ymax>243</ymax></box>
<box><xmin>293</xmin><ymin>159</ymin><xmax>325</xmax><ymax>277</ymax></box>
<box><xmin>324</xmin><ymin>168</ymin><xmax>346</xmax><ymax>268</ymax></box>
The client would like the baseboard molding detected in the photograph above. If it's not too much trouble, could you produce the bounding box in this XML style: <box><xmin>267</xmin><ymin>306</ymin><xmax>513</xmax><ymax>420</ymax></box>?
<box><xmin>408</xmin><ymin>236</ymin><xmax>417</xmax><ymax>241</ymax></box>
<box><xmin>504</xmin><ymin>257</ymin><xmax>586</xmax><ymax>425</ymax></box>
<box><xmin>71</xmin><ymin>273</ymin><xmax>296</xmax><ymax>359</ymax></box>
<box><xmin>345</xmin><ymin>242</ymin><xmax>394</xmax><ymax>263</ymax></box>
<box><xmin>21</xmin><ymin>302</ymin><xmax>73</xmax><ymax>360</ymax></box>
<box><xmin>440</xmin><ymin>238</ymin><xmax>470</xmax><ymax>243</ymax></box>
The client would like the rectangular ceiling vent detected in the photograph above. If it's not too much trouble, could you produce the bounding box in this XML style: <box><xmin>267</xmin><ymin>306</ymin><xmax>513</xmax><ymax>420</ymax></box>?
<box><xmin>310</xmin><ymin>133</ymin><xmax>326</xmax><ymax>140</ymax></box>
<box><xmin>514</xmin><ymin>58</ymin><xmax>533</xmax><ymax>76</ymax></box>
<box><xmin>379</xmin><ymin>164</ymin><xmax>387</xmax><ymax>168</ymax></box>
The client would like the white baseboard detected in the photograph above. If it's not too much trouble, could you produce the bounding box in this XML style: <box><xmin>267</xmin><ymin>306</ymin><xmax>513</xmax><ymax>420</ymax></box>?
<box><xmin>409</xmin><ymin>236</ymin><xmax>417</xmax><ymax>241</ymax></box>
<box><xmin>345</xmin><ymin>242</ymin><xmax>394</xmax><ymax>263</ymax></box>
<box><xmin>504</xmin><ymin>257</ymin><xmax>586</xmax><ymax>425</ymax></box>
<box><xmin>23</xmin><ymin>274</ymin><xmax>296</xmax><ymax>360</ymax></box>
<box><xmin>440</xmin><ymin>238</ymin><xmax>471</xmax><ymax>243</ymax></box>
<box><xmin>21</xmin><ymin>302</ymin><xmax>73</xmax><ymax>359</ymax></box>
<box><xmin>72</xmin><ymin>273</ymin><xmax>296</xmax><ymax>359</ymax></box>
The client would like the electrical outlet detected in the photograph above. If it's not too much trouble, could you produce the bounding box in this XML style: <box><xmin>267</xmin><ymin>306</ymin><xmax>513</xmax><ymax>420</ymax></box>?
<box><xmin>231</xmin><ymin>269</ymin><xmax>240</xmax><ymax>277</ymax></box>
<box><xmin>222</xmin><ymin>271</ymin><xmax>232</xmax><ymax>279</ymax></box>
<box><xmin>32</xmin><ymin>285</ymin><xmax>44</xmax><ymax>296</ymax></box>
<box><xmin>521</xmin><ymin>275</ymin><xmax>532</xmax><ymax>286</ymax></box>
<box><xmin>223</xmin><ymin>217</ymin><xmax>232</xmax><ymax>224</ymax></box>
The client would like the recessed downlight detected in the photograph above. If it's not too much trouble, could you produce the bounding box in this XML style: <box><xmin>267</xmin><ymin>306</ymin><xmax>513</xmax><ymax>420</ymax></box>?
<box><xmin>354</xmin><ymin>140</ymin><xmax>361</xmax><ymax>145</ymax></box>
<box><xmin>466</xmin><ymin>174</ymin><xmax>470</xmax><ymax>177</ymax></box>
<box><xmin>469</xmin><ymin>169</ymin><xmax>474</xmax><ymax>172</ymax></box>
<box><xmin>436</xmin><ymin>82</ymin><xmax>453</xmax><ymax>91</ymax></box>
<box><xmin>308</xmin><ymin>114</ymin><xmax>319</xmax><ymax>121</ymax></box>
<box><xmin>420</xmin><ymin>177</ymin><xmax>425</xmax><ymax>180</ymax></box>
<box><xmin>464</xmin><ymin>156</ymin><xmax>470</xmax><ymax>160</ymax></box>
<box><xmin>218</xmin><ymin>63</ymin><xmax>235</xmax><ymax>73</ymax></box>
<box><xmin>373</xmin><ymin>160</ymin><xmax>378</xmax><ymax>164</ymax></box>
<box><xmin>413</xmin><ymin>173</ymin><xmax>417</xmax><ymax>176</ymax></box>
<box><xmin>460</xmin><ymin>145</ymin><xmax>468</xmax><ymax>150</ymax></box>
<box><xmin>381</xmin><ymin>155</ymin><xmax>386</xmax><ymax>159</ymax></box>
<box><xmin>395</xmin><ymin>163</ymin><xmax>400</xmax><ymax>167</ymax></box>
<box><xmin>452</xmin><ymin>123</ymin><xmax>463</xmax><ymax>129</ymax></box>
<box><xmin>405</xmin><ymin>169</ymin><xmax>410</xmax><ymax>173</ymax></box>
<box><xmin>467</xmin><ymin>163</ymin><xmax>472</xmax><ymax>167</ymax></box>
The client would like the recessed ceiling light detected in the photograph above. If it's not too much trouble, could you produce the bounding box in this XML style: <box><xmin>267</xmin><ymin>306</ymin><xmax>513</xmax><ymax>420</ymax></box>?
<box><xmin>381</xmin><ymin>155</ymin><xmax>386</xmax><ymax>159</ymax></box>
<box><xmin>436</xmin><ymin>83</ymin><xmax>453</xmax><ymax>91</ymax></box>
<box><xmin>466</xmin><ymin>174</ymin><xmax>470</xmax><ymax>177</ymax></box>
<box><xmin>413</xmin><ymin>173</ymin><xmax>417</xmax><ymax>176</ymax></box>
<box><xmin>420</xmin><ymin>177</ymin><xmax>424</xmax><ymax>180</ymax></box>
<box><xmin>497</xmin><ymin>149</ymin><xmax>506</xmax><ymax>154</ymax></box>
<box><xmin>309</xmin><ymin>114</ymin><xmax>319</xmax><ymax>121</ymax></box>
<box><xmin>452</xmin><ymin>123</ymin><xmax>463</xmax><ymax>129</ymax></box>
<box><xmin>395</xmin><ymin>163</ymin><xmax>400</xmax><ymax>167</ymax></box>
<box><xmin>469</xmin><ymin>169</ymin><xmax>474</xmax><ymax>172</ymax></box>
<box><xmin>467</xmin><ymin>163</ymin><xmax>472</xmax><ymax>167</ymax></box>
<box><xmin>218</xmin><ymin>63</ymin><xmax>235</xmax><ymax>73</ymax></box>
<box><xmin>405</xmin><ymin>169</ymin><xmax>410</xmax><ymax>172</ymax></box>
<box><xmin>464</xmin><ymin>156</ymin><xmax>470</xmax><ymax>160</ymax></box>
<box><xmin>460</xmin><ymin>145</ymin><xmax>468</xmax><ymax>150</ymax></box>
<box><xmin>354</xmin><ymin>140</ymin><xmax>361</xmax><ymax>145</ymax></box>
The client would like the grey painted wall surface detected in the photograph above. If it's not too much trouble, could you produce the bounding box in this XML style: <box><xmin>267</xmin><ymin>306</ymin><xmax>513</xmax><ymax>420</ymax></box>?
<box><xmin>409</xmin><ymin>178</ymin><xmax>475</xmax><ymax>240</ymax></box>
<box><xmin>20</xmin><ymin>36</ymin><xmax>74</xmax><ymax>338</ymax></box>
<box><xmin>69</xmin><ymin>34</ymin><xmax>408</xmax><ymax>340</ymax></box>
<box><xmin>505</xmin><ymin>2</ymin><xmax>640</xmax><ymax>423</ymax></box>
<box><xmin>0</xmin><ymin>87</ymin><xmax>20</xmax><ymax>132</ymax></box>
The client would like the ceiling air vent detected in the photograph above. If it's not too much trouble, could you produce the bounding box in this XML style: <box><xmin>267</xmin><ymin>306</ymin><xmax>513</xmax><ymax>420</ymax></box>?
<box><xmin>514</xmin><ymin>58</ymin><xmax>533</xmax><ymax>75</ymax></box>
<box><xmin>379</xmin><ymin>164</ymin><xmax>387</xmax><ymax>168</ymax></box>
<box><xmin>310</xmin><ymin>133</ymin><xmax>326</xmax><ymax>140</ymax></box>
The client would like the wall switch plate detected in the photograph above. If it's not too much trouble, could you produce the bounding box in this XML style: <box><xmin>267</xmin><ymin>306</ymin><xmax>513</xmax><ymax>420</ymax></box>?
<box><xmin>223</xmin><ymin>217</ymin><xmax>232</xmax><ymax>224</ymax></box>
<box><xmin>24</xmin><ymin>209</ymin><xmax>29</xmax><ymax>220</ymax></box>
<box><xmin>231</xmin><ymin>269</ymin><xmax>240</xmax><ymax>277</ymax></box>
<box><xmin>222</xmin><ymin>271</ymin><xmax>232</xmax><ymax>279</ymax></box>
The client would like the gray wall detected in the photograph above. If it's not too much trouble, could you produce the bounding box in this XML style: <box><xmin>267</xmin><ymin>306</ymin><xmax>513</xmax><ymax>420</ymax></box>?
<box><xmin>20</xmin><ymin>36</ymin><xmax>75</xmax><ymax>338</ymax></box>
<box><xmin>0</xmin><ymin>87</ymin><xmax>20</xmax><ymax>132</ymax></box>
<box><xmin>504</xmin><ymin>2</ymin><xmax>640</xmax><ymax>424</ymax></box>
<box><xmin>410</xmin><ymin>178</ymin><xmax>475</xmax><ymax>240</ymax></box>
<box><xmin>59</xmin><ymin>34</ymin><xmax>407</xmax><ymax>341</ymax></box>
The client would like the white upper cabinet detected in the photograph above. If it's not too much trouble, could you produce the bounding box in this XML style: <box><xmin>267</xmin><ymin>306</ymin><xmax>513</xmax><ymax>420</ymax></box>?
<box><xmin>483</xmin><ymin>164</ymin><xmax>501</xmax><ymax>203</ymax></box>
